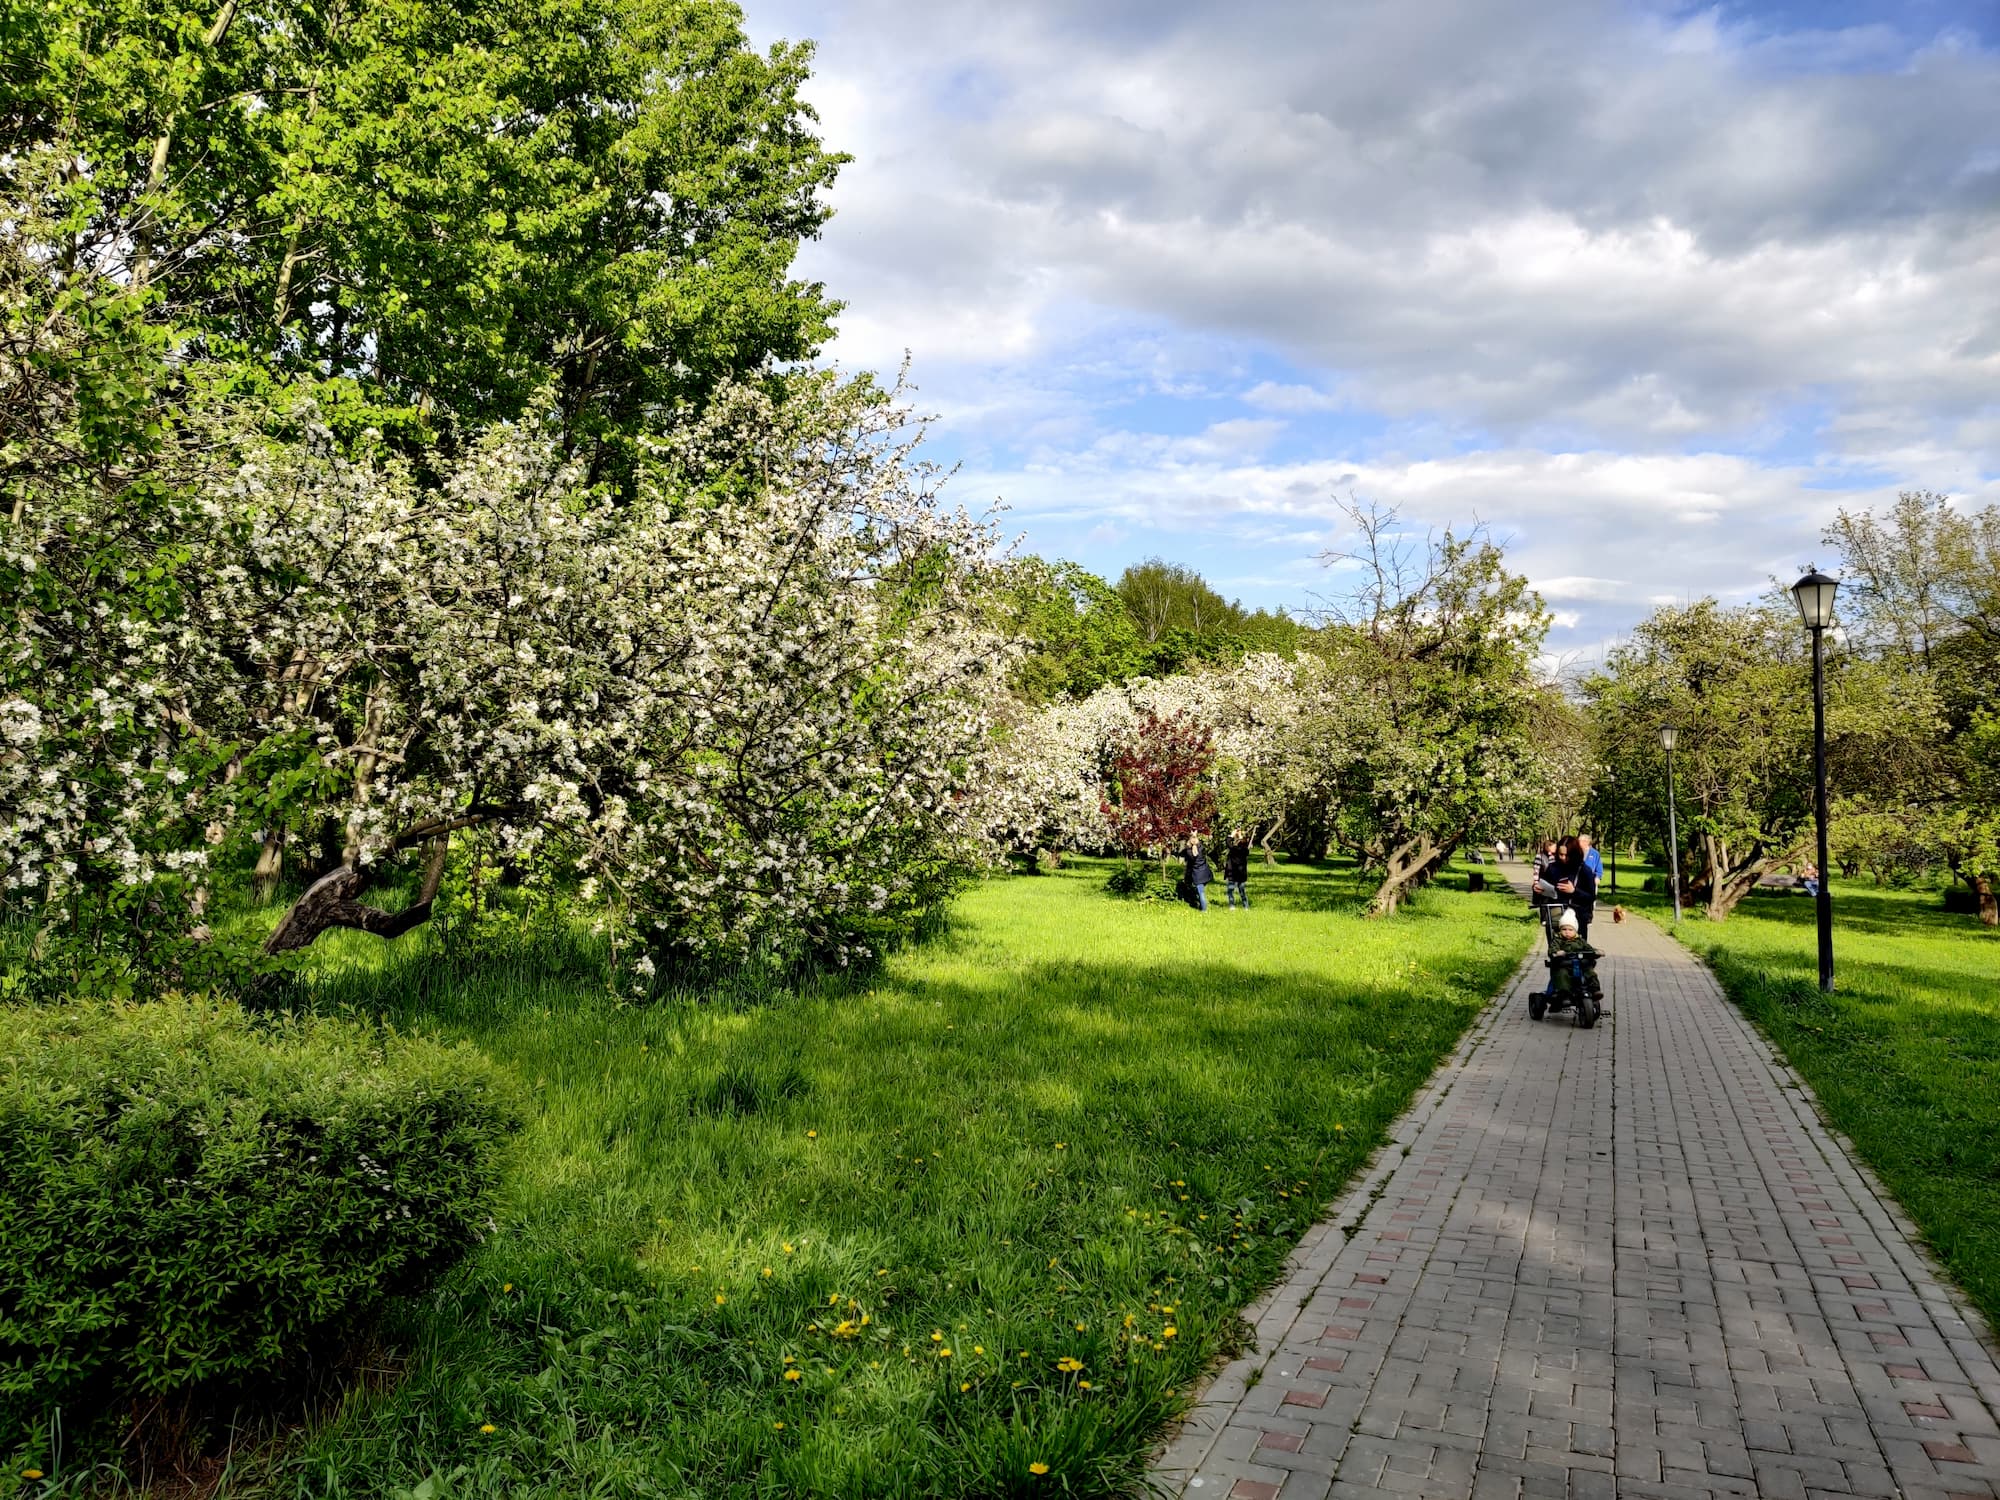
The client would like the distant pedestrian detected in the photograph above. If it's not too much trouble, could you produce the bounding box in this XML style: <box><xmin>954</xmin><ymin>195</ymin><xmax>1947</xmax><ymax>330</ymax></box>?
<box><xmin>1183</xmin><ymin>834</ymin><xmax>1213</xmax><ymax>912</ymax></box>
<box><xmin>1800</xmin><ymin>862</ymin><xmax>1820</xmax><ymax>897</ymax></box>
<box><xmin>1579</xmin><ymin>832</ymin><xmax>1603</xmax><ymax>882</ymax></box>
<box><xmin>1224</xmin><ymin>828</ymin><xmax>1251</xmax><ymax>909</ymax></box>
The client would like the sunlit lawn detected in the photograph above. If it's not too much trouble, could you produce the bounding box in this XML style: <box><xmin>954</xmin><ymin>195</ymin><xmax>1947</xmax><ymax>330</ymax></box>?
<box><xmin>1619</xmin><ymin>865</ymin><xmax>2000</xmax><ymax>1332</ymax></box>
<box><xmin>225</xmin><ymin>856</ymin><xmax>1532</xmax><ymax>1499</ymax></box>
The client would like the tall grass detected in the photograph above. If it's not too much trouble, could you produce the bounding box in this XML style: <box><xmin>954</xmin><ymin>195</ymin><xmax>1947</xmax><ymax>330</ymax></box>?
<box><xmin>175</xmin><ymin>856</ymin><xmax>1531</xmax><ymax>1498</ymax></box>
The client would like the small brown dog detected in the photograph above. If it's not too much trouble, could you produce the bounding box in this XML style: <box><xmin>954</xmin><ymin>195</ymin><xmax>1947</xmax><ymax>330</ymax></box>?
<box><xmin>1611</xmin><ymin>906</ymin><xmax>1627</xmax><ymax>924</ymax></box>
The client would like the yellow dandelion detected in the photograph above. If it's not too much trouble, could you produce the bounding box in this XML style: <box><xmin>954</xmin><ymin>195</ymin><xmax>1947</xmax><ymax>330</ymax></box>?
<box><xmin>783</xmin><ymin>1355</ymin><xmax>796</xmax><ymax>1363</ymax></box>
<box><xmin>715</xmin><ymin>1293</ymin><xmax>727</xmax><ymax>1305</ymax></box>
<box><xmin>940</xmin><ymin>1348</ymin><xmax>952</xmax><ymax>1357</ymax></box>
<box><xmin>1055</xmin><ymin>1356</ymin><xmax>1084</xmax><ymax>1373</ymax></box>
<box><xmin>1163</xmin><ymin>1326</ymin><xmax>1178</xmax><ymax>1338</ymax></box>
<box><xmin>1074</xmin><ymin>1321</ymin><xmax>1086</xmax><ymax>1331</ymax></box>
<box><xmin>931</xmin><ymin>1330</ymin><xmax>944</xmax><ymax>1341</ymax></box>
<box><xmin>784</xmin><ymin>1369</ymin><xmax>803</xmax><ymax>1382</ymax></box>
<box><xmin>1079</xmin><ymin>1380</ymin><xmax>1093</xmax><ymax>1390</ymax></box>
<box><xmin>877</xmin><ymin>1267</ymin><xmax>889</xmax><ymax>1276</ymax></box>
<box><xmin>501</xmin><ymin>1282</ymin><xmax>513</xmax><ymax>1293</ymax></box>
<box><xmin>479</xmin><ymin>1423</ymin><xmax>496</xmax><ymax>1434</ymax></box>
<box><xmin>1029</xmin><ymin>1461</ymin><xmax>1050</xmax><ymax>1476</ymax></box>
<box><xmin>807</xmin><ymin>1130</ymin><xmax>818</xmax><ymax>1139</ymax></box>
<box><xmin>762</xmin><ymin>1266</ymin><xmax>773</xmax><ymax>1277</ymax></box>
<box><xmin>22</xmin><ymin>1471</ymin><xmax>44</xmax><ymax>1481</ymax></box>
<box><xmin>774</xmin><ymin>1421</ymin><xmax>785</xmax><ymax>1430</ymax></box>
<box><xmin>783</xmin><ymin>1242</ymin><xmax>795</xmax><ymax>1254</ymax></box>
<box><xmin>972</xmin><ymin>1345</ymin><xmax>985</xmax><ymax>1355</ymax></box>
<box><xmin>960</xmin><ymin>1381</ymin><xmax>971</xmax><ymax>1392</ymax></box>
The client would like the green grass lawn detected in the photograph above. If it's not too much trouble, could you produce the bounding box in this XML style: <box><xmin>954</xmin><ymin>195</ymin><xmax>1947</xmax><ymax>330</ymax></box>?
<box><xmin>220</xmin><ymin>857</ymin><xmax>1531</xmax><ymax>1499</ymax></box>
<box><xmin>1618</xmin><ymin>867</ymin><xmax>2000</xmax><ymax>1334</ymax></box>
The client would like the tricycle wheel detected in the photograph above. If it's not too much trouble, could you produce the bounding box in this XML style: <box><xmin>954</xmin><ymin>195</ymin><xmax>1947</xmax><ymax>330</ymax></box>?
<box><xmin>1576</xmin><ymin>991</ymin><xmax>1600</xmax><ymax>1029</ymax></box>
<box><xmin>1528</xmin><ymin>992</ymin><xmax>1547</xmax><ymax>1021</ymax></box>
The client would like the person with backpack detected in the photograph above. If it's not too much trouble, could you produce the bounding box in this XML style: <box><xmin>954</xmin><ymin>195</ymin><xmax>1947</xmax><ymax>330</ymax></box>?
<box><xmin>1223</xmin><ymin>828</ymin><xmax>1251</xmax><ymax>909</ymax></box>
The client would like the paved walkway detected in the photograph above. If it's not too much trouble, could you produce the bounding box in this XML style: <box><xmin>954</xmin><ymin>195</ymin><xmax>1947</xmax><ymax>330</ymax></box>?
<box><xmin>1153</xmin><ymin>868</ymin><xmax>2000</xmax><ymax>1500</ymax></box>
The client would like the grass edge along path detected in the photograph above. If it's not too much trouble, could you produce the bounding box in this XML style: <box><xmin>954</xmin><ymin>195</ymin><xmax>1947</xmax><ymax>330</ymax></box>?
<box><xmin>226</xmin><ymin>857</ymin><xmax>1534</xmax><ymax>1500</ymax></box>
<box><xmin>1633</xmin><ymin>882</ymin><xmax>2000</xmax><ymax>1341</ymax></box>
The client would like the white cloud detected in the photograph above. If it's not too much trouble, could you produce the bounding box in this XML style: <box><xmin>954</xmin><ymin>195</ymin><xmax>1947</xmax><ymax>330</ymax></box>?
<box><xmin>745</xmin><ymin>0</ymin><xmax>2000</xmax><ymax>633</ymax></box>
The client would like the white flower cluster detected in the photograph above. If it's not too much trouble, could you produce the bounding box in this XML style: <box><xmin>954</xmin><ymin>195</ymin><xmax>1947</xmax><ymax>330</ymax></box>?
<box><xmin>4</xmin><ymin>369</ymin><xmax>1008</xmax><ymax>963</ymax></box>
<box><xmin>978</xmin><ymin>652</ymin><xmax>1307</xmax><ymax>854</ymax></box>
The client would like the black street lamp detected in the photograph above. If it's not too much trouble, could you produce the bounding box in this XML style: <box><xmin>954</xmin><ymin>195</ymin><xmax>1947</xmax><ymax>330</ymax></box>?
<box><xmin>1659</xmin><ymin>725</ymin><xmax>1682</xmax><ymax>925</ymax></box>
<box><xmin>1792</xmin><ymin>567</ymin><xmax>1840</xmax><ymax>992</ymax></box>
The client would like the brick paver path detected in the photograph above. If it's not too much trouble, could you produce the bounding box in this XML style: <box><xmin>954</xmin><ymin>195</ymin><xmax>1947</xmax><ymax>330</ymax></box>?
<box><xmin>1153</xmin><ymin>869</ymin><xmax>2000</xmax><ymax>1499</ymax></box>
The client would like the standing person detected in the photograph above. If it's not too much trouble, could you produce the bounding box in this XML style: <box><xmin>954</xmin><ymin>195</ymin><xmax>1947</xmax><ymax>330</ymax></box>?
<box><xmin>1579</xmin><ymin>832</ymin><xmax>1603</xmax><ymax>883</ymax></box>
<box><xmin>1183</xmin><ymin>834</ymin><xmax>1213</xmax><ymax>913</ymax></box>
<box><xmin>1551</xmin><ymin>834</ymin><xmax>1599</xmax><ymax>941</ymax></box>
<box><xmin>1224</xmin><ymin>828</ymin><xmax>1251</xmax><ymax>910</ymax></box>
<box><xmin>1531</xmin><ymin>839</ymin><xmax>1559</xmax><ymax>904</ymax></box>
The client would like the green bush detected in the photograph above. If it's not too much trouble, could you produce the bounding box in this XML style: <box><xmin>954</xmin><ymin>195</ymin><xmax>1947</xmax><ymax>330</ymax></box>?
<box><xmin>0</xmin><ymin>996</ymin><xmax>519</xmax><ymax>1421</ymax></box>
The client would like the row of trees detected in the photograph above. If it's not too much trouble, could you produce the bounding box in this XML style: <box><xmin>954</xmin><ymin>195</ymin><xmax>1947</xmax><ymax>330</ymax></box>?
<box><xmin>992</xmin><ymin>556</ymin><xmax>1311</xmax><ymax>702</ymax></box>
<box><xmin>984</xmin><ymin>507</ymin><xmax>1572</xmax><ymax>915</ymax></box>
<box><xmin>1584</xmin><ymin>492</ymin><xmax>1997</xmax><ymax>925</ymax></box>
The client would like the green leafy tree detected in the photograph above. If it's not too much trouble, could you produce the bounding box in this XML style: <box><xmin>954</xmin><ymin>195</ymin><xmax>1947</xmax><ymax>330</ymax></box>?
<box><xmin>1303</xmin><ymin>503</ymin><xmax>1551</xmax><ymax>915</ymax></box>
<box><xmin>991</xmin><ymin>558</ymin><xmax>1144</xmax><ymax>701</ymax></box>
<box><xmin>1115</xmin><ymin>558</ymin><xmax>1244</xmax><ymax>644</ymax></box>
<box><xmin>1585</xmin><ymin>599</ymin><xmax>1937</xmax><ymax>920</ymax></box>
<box><xmin>1823</xmin><ymin>491</ymin><xmax>2000</xmax><ymax>923</ymax></box>
<box><xmin>11</xmin><ymin>0</ymin><xmax>844</xmax><ymax>470</ymax></box>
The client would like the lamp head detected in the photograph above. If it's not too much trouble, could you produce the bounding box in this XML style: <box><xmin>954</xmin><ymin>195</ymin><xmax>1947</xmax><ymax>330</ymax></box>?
<box><xmin>1791</xmin><ymin>568</ymin><xmax>1839</xmax><ymax>631</ymax></box>
<box><xmin>1659</xmin><ymin>724</ymin><xmax>1678</xmax><ymax>752</ymax></box>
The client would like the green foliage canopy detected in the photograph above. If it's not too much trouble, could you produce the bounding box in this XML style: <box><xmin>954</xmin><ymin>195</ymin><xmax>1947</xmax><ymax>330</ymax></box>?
<box><xmin>10</xmin><ymin>0</ymin><xmax>845</xmax><ymax>470</ymax></box>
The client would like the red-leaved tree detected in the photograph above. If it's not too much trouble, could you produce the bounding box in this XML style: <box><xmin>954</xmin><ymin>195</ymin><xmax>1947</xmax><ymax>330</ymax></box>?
<box><xmin>1102</xmin><ymin>711</ymin><xmax>1219</xmax><ymax>871</ymax></box>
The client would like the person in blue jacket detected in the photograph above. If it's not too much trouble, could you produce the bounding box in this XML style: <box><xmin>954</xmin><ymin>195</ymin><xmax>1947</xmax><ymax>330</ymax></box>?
<box><xmin>1579</xmin><ymin>831</ymin><xmax>1603</xmax><ymax>883</ymax></box>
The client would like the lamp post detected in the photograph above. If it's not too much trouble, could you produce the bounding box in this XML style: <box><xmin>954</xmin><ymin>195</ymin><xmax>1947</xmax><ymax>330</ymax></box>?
<box><xmin>1792</xmin><ymin>567</ymin><xmax>1840</xmax><ymax>992</ymax></box>
<box><xmin>1606</xmin><ymin>770</ymin><xmax>1617</xmax><ymax>894</ymax></box>
<box><xmin>1660</xmin><ymin>725</ymin><xmax>1682</xmax><ymax>925</ymax></box>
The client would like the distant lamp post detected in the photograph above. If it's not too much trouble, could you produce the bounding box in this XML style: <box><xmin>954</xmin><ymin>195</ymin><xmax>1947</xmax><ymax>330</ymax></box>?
<box><xmin>1659</xmin><ymin>725</ymin><xmax>1682</xmax><ymax>925</ymax></box>
<box><xmin>1605</xmin><ymin>770</ymin><xmax>1618</xmax><ymax>893</ymax></box>
<box><xmin>1792</xmin><ymin>567</ymin><xmax>1840</xmax><ymax>992</ymax></box>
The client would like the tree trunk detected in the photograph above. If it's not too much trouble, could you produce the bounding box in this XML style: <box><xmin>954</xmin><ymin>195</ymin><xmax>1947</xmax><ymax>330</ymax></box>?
<box><xmin>1978</xmin><ymin>873</ymin><xmax>1998</xmax><ymax>928</ymax></box>
<box><xmin>1368</xmin><ymin>835</ymin><xmax>1439</xmax><ymax>917</ymax></box>
<box><xmin>130</xmin><ymin>0</ymin><xmax>241</xmax><ymax>287</ymax></box>
<box><xmin>264</xmin><ymin>837</ymin><xmax>449</xmax><ymax>955</ymax></box>
<box><xmin>1258</xmin><ymin>811</ymin><xmax>1284</xmax><ymax>867</ymax></box>
<box><xmin>1700</xmin><ymin>832</ymin><xmax>1775</xmax><ymax>921</ymax></box>
<box><xmin>252</xmin><ymin>828</ymin><xmax>285</xmax><ymax>904</ymax></box>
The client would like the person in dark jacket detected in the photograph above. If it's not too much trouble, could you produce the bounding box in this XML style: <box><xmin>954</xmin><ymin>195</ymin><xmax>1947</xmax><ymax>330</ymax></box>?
<box><xmin>1183</xmin><ymin>834</ymin><xmax>1213</xmax><ymax>912</ymax></box>
<box><xmin>1549</xmin><ymin>835</ymin><xmax>1598</xmax><ymax>940</ymax></box>
<box><xmin>1223</xmin><ymin>827</ymin><xmax>1251</xmax><ymax>909</ymax></box>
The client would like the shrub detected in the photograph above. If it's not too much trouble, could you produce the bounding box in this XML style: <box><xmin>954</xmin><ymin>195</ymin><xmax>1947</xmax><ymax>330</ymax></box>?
<box><xmin>1104</xmin><ymin>862</ymin><xmax>1150</xmax><ymax>897</ymax></box>
<box><xmin>0</xmin><ymin>996</ymin><xmax>519</xmax><ymax>1422</ymax></box>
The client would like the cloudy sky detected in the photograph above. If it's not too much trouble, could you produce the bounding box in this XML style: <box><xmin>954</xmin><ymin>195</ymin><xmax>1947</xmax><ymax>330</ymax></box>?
<box><xmin>744</xmin><ymin>0</ymin><xmax>2000</xmax><ymax>663</ymax></box>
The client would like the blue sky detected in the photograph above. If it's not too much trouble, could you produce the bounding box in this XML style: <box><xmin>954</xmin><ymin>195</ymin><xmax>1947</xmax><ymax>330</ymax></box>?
<box><xmin>745</xmin><ymin>0</ymin><xmax>2000</xmax><ymax>665</ymax></box>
